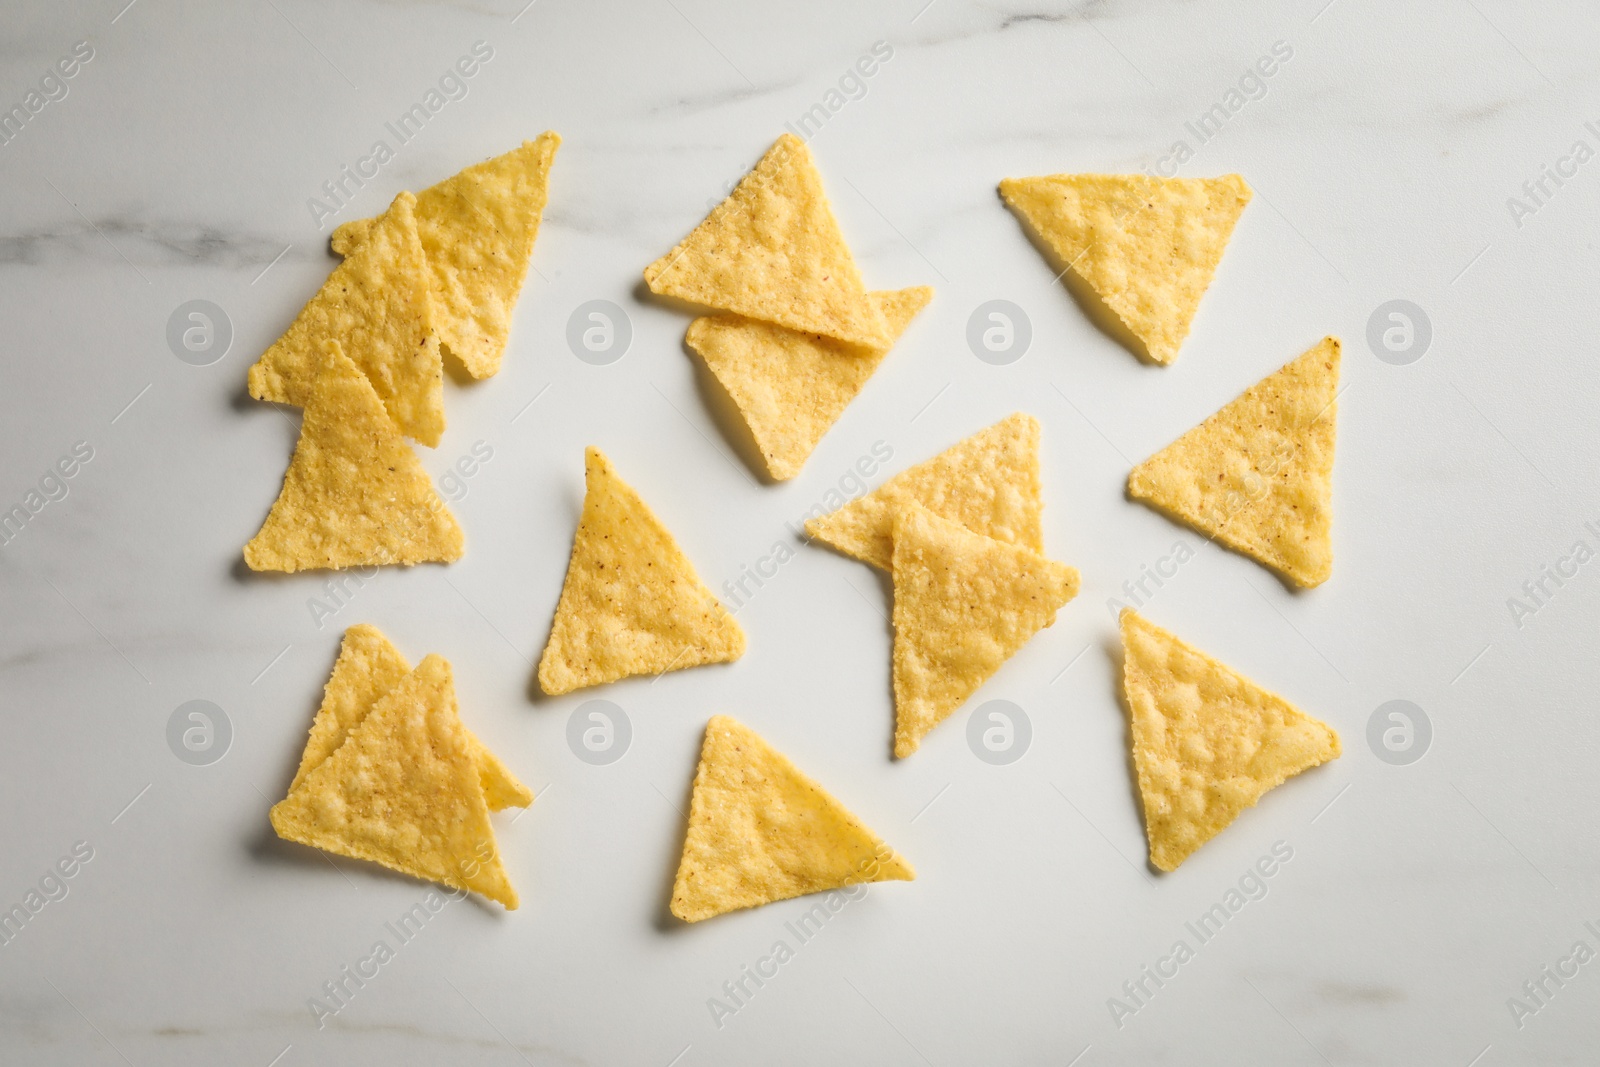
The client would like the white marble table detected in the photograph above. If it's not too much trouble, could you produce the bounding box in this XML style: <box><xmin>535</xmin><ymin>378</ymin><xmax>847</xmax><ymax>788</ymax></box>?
<box><xmin>2</xmin><ymin>0</ymin><xmax>1597</xmax><ymax>1063</ymax></box>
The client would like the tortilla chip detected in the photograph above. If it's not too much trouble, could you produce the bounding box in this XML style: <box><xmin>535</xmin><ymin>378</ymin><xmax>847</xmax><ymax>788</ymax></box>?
<box><xmin>537</xmin><ymin>448</ymin><xmax>745</xmax><ymax>695</ymax></box>
<box><xmin>1128</xmin><ymin>337</ymin><xmax>1339</xmax><ymax>587</ymax></box>
<box><xmin>805</xmin><ymin>413</ymin><xmax>1042</xmax><ymax>571</ymax></box>
<box><xmin>243</xmin><ymin>341</ymin><xmax>463</xmax><ymax>573</ymax></box>
<box><xmin>670</xmin><ymin>716</ymin><xmax>913</xmax><ymax>922</ymax></box>
<box><xmin>270</xmin><ymin>654</ymin><xmax>519</xmax><ymax>908</ymax></box>
<box><xmin>332</xmin><ymin>134</ymin><xmax>560</xmax><ymax>379</ymax></box>
<box><xmin>289</xmin><ymin>624</ymin><xmax>532</xmax><ymax>810</ymax></box>
<box><xmin>644</xmin><ymin>133</ymin><xmax>890</xmax><ymax>348</ymax></box>
<box><xmin>890</xmin><ymin>505</ymin><xmax>1078</xmax><ymax>758</ymax></box>
<box><xmin>1120</xmin><ymin>609</ymin><xmax>1340</xmax><ymax>871</ymax></box>
<box><xmin>999</xmin><ymin>173</ymin><xmax>1250</xmax><ymax>364</ymax></box>
<box><xmin>687</xmin><ymin>287</ymin><xmax>931</xmax><ymax>481</ymax></box>
<box><xmin>248</xmin><ymin>192</ymin><xmax>445</xmax><ymax>445</ymax></box>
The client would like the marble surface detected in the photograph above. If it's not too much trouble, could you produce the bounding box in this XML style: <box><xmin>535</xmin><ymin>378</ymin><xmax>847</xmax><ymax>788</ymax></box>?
<box><xmin>3</xmin><ymin>0</ymin><xmax>1599</xmax><ymax>1063</ymax></box>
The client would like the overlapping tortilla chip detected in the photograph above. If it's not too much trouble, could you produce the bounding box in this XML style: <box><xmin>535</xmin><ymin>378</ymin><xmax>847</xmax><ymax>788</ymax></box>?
<box><xmin>289</xmin><ymin>624</ymin><xmax>531</xmax><ymax>810</ymax></box>
<box><xmin>1120</xmin><ymin>609</ymin><xmax>1340</xmax><ymax>871</ymax></box>
<box><xmin>890</xmin><ymin>505</ymin><xmax>1078</xmax><ymax>758</ymax></box>
<box><xmin>644</xmin><ymin>133</ymin><xmax>890</xmax><ymax>348</ymax></box>
<box><xmin>687</xmin><ymin>286</ymin><xmax>932</xmax><ymax>480</ymax></box>
<box><xmin>1128</xmin><ymin>337</ymin><xmax>1339</xmax><ymax>587</ymax></box>
<box><xmin>670</xmin><ymin>716</ymin><xmax>913</xmax><ymax>922</ymax></box>
<box><xmin>243</xmin><ymin>341</ymin><xmax>463</xmax><ymax>573</ymax></box>
<box><xmin>1000</xmin><ymin>173</ymin><xmax>1250</xmax><ymax>364</ymax></box>
<box><xmin>248</xmin><ymin>192</ymin><xmax>445</xmax><ymax>445</ymax></box>
<box><xmin>805</xmin><ymin>413</ymin><xmax>1042</xmax><ymax>570</ymax></box>
<box><xmin>270</xmin><ymin>655</ymin><xmax>519</xmax><ymax>908</ymax></box>
<box><xmin>332</xmin><ymin>134</ymin><xmax>561</xmax><ymax>379</ymax></box>
<box><xmin>537</xmin><ymin>448</ymin><xmax>745</xmax><ymax>695</ymax></box>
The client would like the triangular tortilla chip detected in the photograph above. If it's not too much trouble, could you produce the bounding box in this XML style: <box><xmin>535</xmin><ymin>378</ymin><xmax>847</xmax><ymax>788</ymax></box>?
<box><xmin>1128</xmin><ymin>337</ymin><xmax>1339</xmax><ymax>587</ymax></box>
<box><xmin>999</xmin><ymin>173</ymin><xmax>1251</xmax><ymax>364</ymax></box>
<box><xmin>687</xmin><ymin>286</ymin><xmax>932</xmax><ymax>481</ymax></box>
<box><xmin>805</xmin><ymin>412</ymin><xmax>1042</xmax><ymax>571</ymax></box>
<box><xmin>289</xmin><ymin>624</ymin><xmax>532</xmax><ymax>810</ymax></box>
<box><xmin>890</xmin><ymin>505</ymin><xmax>1078</xmax><ymax>758</ymax></box>
<box><xmin>248</xmin><ymin>192</ymin><xmax>445</xmax><ymax>445</ymax></box>
<box><xmin>243</xmin><ymin>341</ymin><xmax>463</xmax><ymax>573</ymax></box>
<box><xmin>270</xmin><ymin>655</ymin><xmax>519</xmax><ymax>908</ymax></box>
<box><xmin>670</xmin><ymin>715</ymin><xmax>913</xmax><ymax>922</ymax></box>
<box><xmin>331</xmin><ymin>134</ymin><xmax>560</xmax><ymax>380</ymax></box>
<box><xmin>537</xmin><ymin>448</ymin><xmax>745</xmax><ymax>695</ymax></box>
<box><xmin>1120</xmin><ymin>609</ymin><xmax>1340</xmax><ymax>871</ymax></box>
<box><xmin>644</xmin><ymin>133</ymin><xmax>890</xmax><ymax>348</ymax></box>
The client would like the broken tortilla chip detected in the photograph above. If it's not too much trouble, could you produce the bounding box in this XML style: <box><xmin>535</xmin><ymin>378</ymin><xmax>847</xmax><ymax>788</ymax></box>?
<box><xmin>1120</xmin><ymin>609</ymin><xmax>1340</xmax><ymax>871</ymax></box>
<box><xmin>891</xmin><ymin>505</ymin><xmax>1078</xmax><ymax>758</ymax></box>
<box><xmin>243</xmin><ymin>341</ymin><xmax>463</xmax><ymax>573</ymax></box>
<box><xmin>332</xmin><ymin>134</ymin><xmax>560</xmax><ymax>379</ymax></box>
<box><xmin>687</xmin><ymin>286</ymin><xmax>932</xmax><ymax>480</ymax></box>
<box><xmin>999</xmin><ymin>173</ymin><xmax>1250</xmax><ymax>364</ymax></box>
<box><xmin>270</xmin><ymin>654</ymin><xmax>519</xmax><ymax>908</ymax></box>
<box><xmin>805</xmin><ymin>412</ymin><xmax>1042</xmax><ymax>571</ymax></box>
<box><xmin>537</xmin><ymin>448</ymin><xmax>745</xmax><ymax>695</ymax></box>
<box><xmin>644</xmin><ymin>133</ymin><xmax>890</xmax><ymax>348</ymax></box>
<box><xmin>1128</xmin><ymin>337</ymin><xmax>1339</xmax><ymax>587</ymax></box>
<box><xmin>289</xmin><ymin>624</ymin><xmax>532</xmax><ymax>810</ymax></box>
<box><xmin>670</xmin><ymin>715</ymin><xmax>913</xmax><ymax>922</ymax></box>
<box><xmin>248</xmin><ymin>192</ymin><xmax>445</xmax><ymax>445</ymax></box>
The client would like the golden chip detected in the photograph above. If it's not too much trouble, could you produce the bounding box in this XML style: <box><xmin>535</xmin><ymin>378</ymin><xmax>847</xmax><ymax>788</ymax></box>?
<box><xmin>248</xmin><ymin>192</ymin><xmax>445</xmax><ymax>445</ymax></box>
<box><xmin>687</xmin><ymin>286</ymin><xmax>932</xmax><ymax>480</ymax></box>
<box><xmin>332</xmin><ymin>134</ymin><xmax>560</xmax><ymax>380</ymax></box>
<box><xmin>805</xmin><ymin>412</ymin><xmax>1042</xmax><ymax>571</ymax></box>
<box><xmin>1120</xmin><ymin>609</ymin><xmax>1340</xmax><ymax>871</ymax></box>
<box><xmin>644</xmin><ymin>133</ymin><xmax>890</xmax><ymax>348</ymax></box>
<box><xmin>537</xmin><ymin>448</ymin><xmax>745</xmax><ymax>695</ymax></box>
<box><xmin>671</xmin><ymin>715</ymin><xmax>913</xmax><ymax>922</ymax></box>
<box><xmin>243</xmin><ymin>341</ymin><xmax>463</xmax><ymax>573</ymax></box>
<box><xmin>270</xmin><ymin>654</ymin><xmax>519</xmax><ymax>908</ymax></box>
<box><xmin>1128</xmin><ymin>336</ymin><xmax>1339</xmax><ymax>587</ymax></box>
<box><xmin>290</xmin><ymin>624</ymin><xmax>532</xmax><ymax>810</ymax></box>
<box><xmin>1000</xmin><ymin>173</ymin><xmax>1251</xmax><ymax>365</ymax></box>
<box><xmin>891</xmin><ymin>505</ymin><xmax>1078</xmax><ymax>758</ymax></box>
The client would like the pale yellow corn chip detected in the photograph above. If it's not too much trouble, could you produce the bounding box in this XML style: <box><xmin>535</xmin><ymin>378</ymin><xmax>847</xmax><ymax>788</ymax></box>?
<box><xmin>891</xmin><ymin>505</ymin><xmax>1078</xmax><ymax>758</ymax></box>
<box><xmin>644</xmin><ymin>133</ymin><xmax>890</xmax><ymax>348</ymax></box>
<box><xmin>289</xmin><ymin>624</ymin><xmax>531</xmax><ymax>810</ymax></box>
<box><xmin>1128</xmin><ymin>337</ymin><xmax>1339</xmax><ymax>587</ymax></box>
<box><xmin>243</xmin><ymin>341</ymin><xmax>463</xmax><ymax>573</ymax></box>
<box><xmin>671</xmin><ymin>715</ymin><xmax>913</xmax><ymax>922</ymax></box>
<box><xmin>331</xmin><ymin>134</ymin><xmax>560</xmax><ymax>379</ymax></box>
<box><xmin>537</xmin><ymin>448</ymin><xmax>745</xmax><ymax>695</ymax></box>
<box><xmin>1000</xmin><ymin>173</ymin><xmax>1250</xmax><ymax>364</ymax></box>
<box><xmin>687</xmin><ymin>286</ymin><xmax>932</xmax><ymax>481</ymax></box>
<box><xmin>805</xmin><ymin>412</ymin><xmax>1042</xmax><ymax>571</ymax></box>
<box><xmin>248</xmin><ymin>192</ymin><xmax>445</xmax><ymax>445</ymax></box>
<box><xmin>270</xmin><ymin>654</ymin><xmax>519</xmax><ymax>908</ymax></box>
<box><xmin>1120</xmin><ymin>609</ymin><xmax>1340</xmax><ymax>872</ymax></box>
